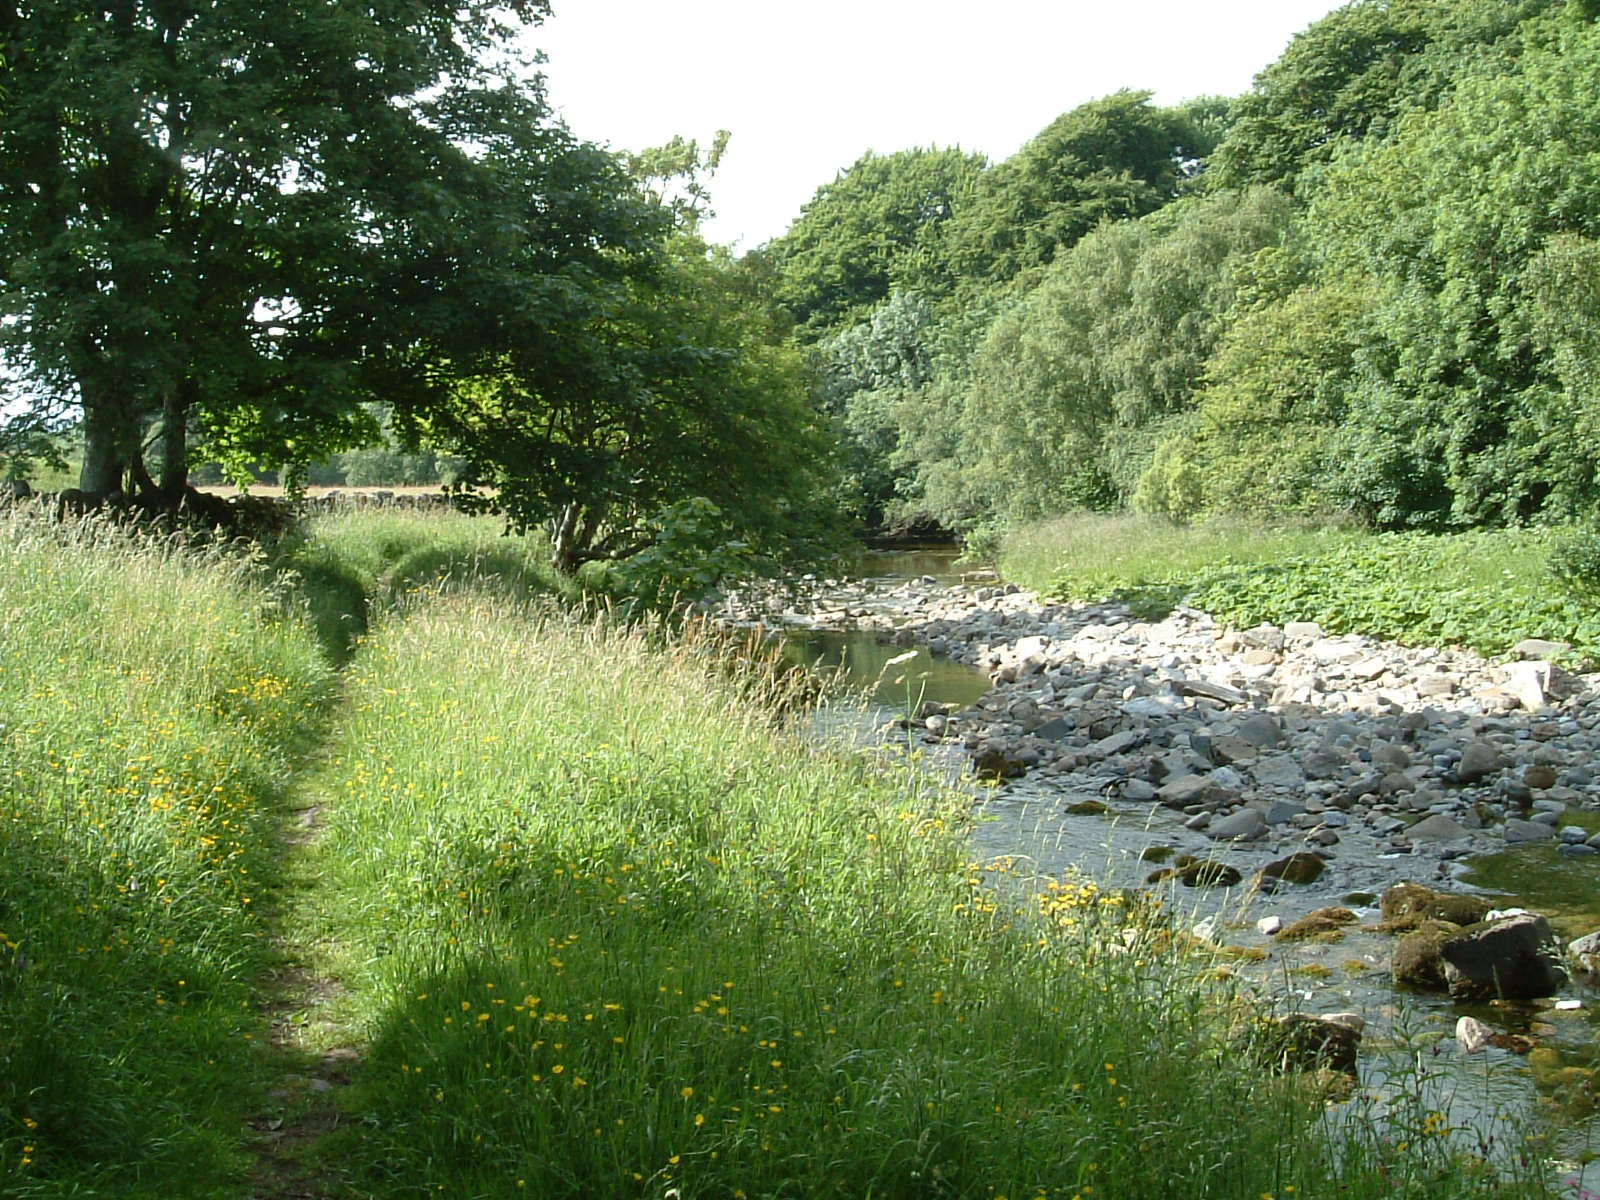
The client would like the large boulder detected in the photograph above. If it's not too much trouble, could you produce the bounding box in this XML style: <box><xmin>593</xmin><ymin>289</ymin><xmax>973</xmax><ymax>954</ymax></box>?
<box><xmin>1392</xmin><ymin>920</ymin><xmax>1460</xmax><ymax>989</ymax></box>
<box><xmin>1439</xmin><ymin>914</ymin><xmax>1569</xmax><ymax>1001</ymax></box>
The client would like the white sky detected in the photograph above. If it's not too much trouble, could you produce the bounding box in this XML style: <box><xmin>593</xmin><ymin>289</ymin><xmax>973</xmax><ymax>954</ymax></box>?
<box><xmin>527</xmin><ymin>0</ymin><xmax>1346</xmax><ymax>250</ymax></box>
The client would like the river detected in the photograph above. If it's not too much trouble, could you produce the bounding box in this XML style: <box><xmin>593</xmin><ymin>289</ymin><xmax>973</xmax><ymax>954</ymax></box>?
<box><xmin>772</xmin><ymin>545</ymin><xmax>1599</xmax><ymax>1194</ymax></box>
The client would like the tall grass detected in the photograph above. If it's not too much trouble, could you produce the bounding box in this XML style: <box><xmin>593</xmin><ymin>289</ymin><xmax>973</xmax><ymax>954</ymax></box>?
<box><xmin>307</xmin><ymin>586</ymin><xmax>1545</xmax><ymax>1198</ymax></box>
<box><xmin>0</xmin><ymin>514</ymin><xmax>329</xmax><ymax>1196</ymax></box>
<box><xmin>274</xmin><ymin>507</ymin><xmax>574</xmax><ymax>659</ymax></box>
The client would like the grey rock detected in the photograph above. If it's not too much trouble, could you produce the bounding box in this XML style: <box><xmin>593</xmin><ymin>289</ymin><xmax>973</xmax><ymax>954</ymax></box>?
<box><xmin>1085</xmin><ymin>729</ymin><xmax>1142</xmax><ymax>759</ymax></box>
<box><xmin>1179</xmin><ymin>679</ymin><xmax>1250</xmax><ymax>706</ymax></box>
<box><xmin>1121</xmin><ymin>778</ymin><xmax>1157</xmax><ymax>803</ymax></box>
<box><xmin>1032</xmin><ymin>716</ymin><xmax>1073</xmax><ymax>742</ymax></box>
<box><xmin>1513</xmin><ymin>638</ymin><xmax>1572</xmax><ymax>660</ymax></box>
<box><xmin>1440</xmin><ymin>913</ymin><xmax>1569</xmax><ymax>1000</ymax></box>
<box><xmin>1158</xmin><ymin>774</ymin><xmax>1237</xmax><ymax>809</ymax></box>
<box><xmin>1456</xmin><ymin>740</ymin><xmax>1504</xmax><ymax>784</ymax></box>
<box><xmin>1264</xmin><ymin>800</ymin><xmax>1307</xmax><ymax>825</ymax></box>
<box><xmin>1233</xmin><ymin>713</ymin><xmax>1285</xmax><ymax>749</ymax></box>
<box><xmin>1207</xmin><ymin>807</ymin><xmax>1268</xmax><ymax>841</ymax></box>
<box><xmin>1560</xmin><ymin>825</ymin><xmax>1591</xmax><ymax>844</ymax></box>
<box><xmin>1502</xmin><ymin>818</ymin><xmax>1556</xmax><ymax>843</ymax></box>
<box><xmin>1570</xmin><ymin>930</ymin><xmax>1600</xmax><ymax>975</ymax></box>
<box><xmin>1250</xmin><ymin>756</ymin><xmax>1305</xmax><ymax>788</ymax></box>
<box><xmin>1406</xmin><ymin>813</ymin><xmax>1471</xmax><ymax>840</ymax></box>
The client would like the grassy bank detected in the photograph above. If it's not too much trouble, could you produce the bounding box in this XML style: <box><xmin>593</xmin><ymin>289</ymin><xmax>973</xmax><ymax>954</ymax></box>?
<box><xmin>0</xmin><ymin>517</ymin><xmax>330</xmax><ymax>1196</ymax></box>
<box><xmin>1000</xmin><ymin>513</ymin><xmax>1600</xmax><ymax>661</ymax></box>
<box><xmin>303</xmin><ymin>578</ymin><xmax>1540</xmax><ymax>1198</ymax></box>
<box><xmin>0</xmin><ymin>508</ymin><xmax>1561</xmax><ymax>1196</ymax></box>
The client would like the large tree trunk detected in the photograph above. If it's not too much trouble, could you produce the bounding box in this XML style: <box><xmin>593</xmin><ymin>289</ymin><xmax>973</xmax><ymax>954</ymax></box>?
<box><xmin>159</xmin><ymin>379</ymin><xmax>194</xmax><ymax>495</ymax></box>
<box><xmin>79</xmin><ymin>392</ymin><xmax>127</xmax><ymax>495</ymax></box>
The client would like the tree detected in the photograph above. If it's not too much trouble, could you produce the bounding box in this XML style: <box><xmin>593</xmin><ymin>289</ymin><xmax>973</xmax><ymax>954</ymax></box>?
<box><xmin>1207</xmin><ymin>0</ymin><xmax>1559</xmax><ymax>194</ymax></box>
<box><xmin>1294</xmin><ymin>4</ymin><xmax>1600</xmax><ymax>525</ymax></box>
<box><xmin>407</xmin><ymin>231</ymin><xmax>843</xmax><ymax>576</ymax></box>
<box><xmin>0</xmin><ymin>1</ymin><xmax>645</xmax><ymax>505</ymax></box>
<box><xmin>895</xmin><ymin>188</ymin><xmax>1295</xmax><ymax>530</ymax></box>
<box><xmin>937</xmin><ymin>90</ymin><xmax>1212</xmax><ymax>292</ymax></box>
<box><xmin>761</xmin><ymin>147</ymin><xmax>986</xmax><ymax>341</ymax></box>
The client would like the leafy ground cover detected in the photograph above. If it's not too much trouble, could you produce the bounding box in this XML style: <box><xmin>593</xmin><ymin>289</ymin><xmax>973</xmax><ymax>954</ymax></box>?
<box><xmin>1001</xmin><ymin>513</ymin><xmax>1600</xmax><ymax>663</ymax></box>
<box><xmin>0</xmin><ymin>508</ymin><xmax>1566</xmax><ymax>1197</ymax></box>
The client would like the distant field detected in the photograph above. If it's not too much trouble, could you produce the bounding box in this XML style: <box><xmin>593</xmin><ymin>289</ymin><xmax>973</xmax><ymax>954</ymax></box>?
<box><xmin>197</xmin><ymin>483</ymin><xmax>453</xmax><ymax>498</ymax></box>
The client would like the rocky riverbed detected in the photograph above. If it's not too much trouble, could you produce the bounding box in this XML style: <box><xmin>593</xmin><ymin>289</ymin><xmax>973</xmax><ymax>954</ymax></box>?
<box><xmin>718</xmin><ymin>567</ymin><xmax>1600</xmax><ymax>1164</ymax></box>
<box><xmin>727</xmin><ymin>573</ymin><xmax>1600</xmax><ymax>889</ymax></box>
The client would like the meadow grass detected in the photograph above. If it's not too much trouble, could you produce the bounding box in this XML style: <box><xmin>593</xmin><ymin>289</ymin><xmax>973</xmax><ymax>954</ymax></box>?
<box><xmin>274</xmin><ymin>507</ymin><xmax>575</xmax><ymax>660</ymax></box>
<box><xmin>0</xmin><ymin>514</ymin><xmax>330</xmax><ymax>1196</ymax></box>
<box><xmin>1000</xmin><ymin>513</ymin><xmax>1599</xmax><ymax>661</ymax></box>
<box><xmin>302</xmin><ymin>579</ymin><xmax>1546</xmax><ymax>1198</ymax></box>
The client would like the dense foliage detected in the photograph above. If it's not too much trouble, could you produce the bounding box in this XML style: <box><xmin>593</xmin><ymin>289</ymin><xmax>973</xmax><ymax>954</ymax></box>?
<box><xmin>764</xmin><ymin>0</ymin><xmax>1600</xmax><ymax>542</ymax></box>
<box><xmin>0</xmin><ymin>4</ymin><xmax>840</xmax><ymax>580</ymax></box>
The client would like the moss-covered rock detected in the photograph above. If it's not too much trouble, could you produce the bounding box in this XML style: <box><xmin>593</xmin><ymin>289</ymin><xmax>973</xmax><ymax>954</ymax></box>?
<box><xmin>1278</xmin><ymin>907</ymin><xmax>1358</xmax><ymax>941</ymax></box>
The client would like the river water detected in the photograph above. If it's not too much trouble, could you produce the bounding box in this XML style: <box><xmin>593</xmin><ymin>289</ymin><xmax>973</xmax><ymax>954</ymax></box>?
<box><xmin>778</xmin><ymin>546</ymin><xmax>1599</xmax><ymax>1192</ymax></box>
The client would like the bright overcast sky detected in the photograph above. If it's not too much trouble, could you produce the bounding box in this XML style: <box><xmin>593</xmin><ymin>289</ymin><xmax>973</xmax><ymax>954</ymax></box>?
<box><xmin>527</xmin><ymin>0</ymin><xmax>1346</xmax><ymax>250</ymax></box>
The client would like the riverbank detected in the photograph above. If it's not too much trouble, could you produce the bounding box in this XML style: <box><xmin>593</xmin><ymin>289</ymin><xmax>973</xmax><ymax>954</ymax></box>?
<box><xmin>2</xmin><ymin>507</ymin><xmax>1565</xmax><ymax>1197</ymax></box>
<box><xmin>718</xmin><ymin>550</ymin><xmax>1600</xmax><ymax>1189</ymax></box>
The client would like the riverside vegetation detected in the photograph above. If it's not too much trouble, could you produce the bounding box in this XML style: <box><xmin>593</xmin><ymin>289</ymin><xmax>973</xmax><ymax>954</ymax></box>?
<box><xmin>0</xmin><ymin>506</ymin><xmax>1572</xmax><ymax>1198</ymax></box>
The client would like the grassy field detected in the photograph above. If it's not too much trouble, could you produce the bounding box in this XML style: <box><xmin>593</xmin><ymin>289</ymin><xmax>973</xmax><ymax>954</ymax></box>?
<box><xmin>1000</xmin><ymin>513</ymin><xmax>1600</xmax><ymax>663</ymax></box>
<box><xmin>0</xmin><ymin>507</ymin><xmax>1564</xmax><ymax>1197</ymax></box>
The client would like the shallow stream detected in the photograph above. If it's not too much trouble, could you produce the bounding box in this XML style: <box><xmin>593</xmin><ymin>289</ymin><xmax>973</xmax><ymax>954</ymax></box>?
<box><xmin>780</xmin><ymin>546</ymin><xmax>1600</xmax><ymax>1193</ymax></box>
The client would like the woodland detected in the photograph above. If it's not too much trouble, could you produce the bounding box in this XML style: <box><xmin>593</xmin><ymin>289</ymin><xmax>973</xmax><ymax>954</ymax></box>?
<box><xmin>5</xmin><ymin>0</ymin><xmax>1600</xmax><ymax>570</ymax></box>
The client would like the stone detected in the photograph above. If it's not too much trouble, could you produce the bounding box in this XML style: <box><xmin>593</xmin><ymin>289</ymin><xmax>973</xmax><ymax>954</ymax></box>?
<box><xmin>1257</xmin><ymin>915</ymin><xmax>1284</xmax><ymax>936</ymax></box>
<box><xmin>1283</xmin><ymin>621</ymin><xmax>1324</xmax><ymax>641</ymax></box>
<box><xmin>1178</xmin><ymin>859</ymin><xmax>1242</xmax><ymax>887</ymax></box>
<box><xmin>1393</xmin><ymin>923</ymin><xmax>1457</xmax><ymax>989</ymax></box>
<box><xmin>1501</xmin><ymin>659</ymin><xmax>1579</xmax><ymax>711</ymax></box>
<box><xmin>1439</xmin><ymin>913</ymin><xmax>1569</xmax><ymax>1001</ymax></box>
<box><xmin>1157</xmin><ymin>774</ymin><xmax>1236</xmax><ymax>810</ymax></box>
<box><xmin>1513</xmin><ymin>638</ymin><xmax>1572</xmax><ymax>660</ymax></box>
<box><xmin>1561</xmin><ymin>825</ymin><xmax>1591</xmax><ymax>844</ymax></box>
<box><xmin>1379</xmin><ymin>883</ymin><xmax>1492</xmax><ymax>929</ymax></box>
<box><xmin>1064</xmin><ymin>798</ymin><xmax>1110</xmax><ymax>816</ymax></box>
<box><xmin>1121</xmin><ymin>779</ymin><xmax>1157</xmax><ymax>803</ymax></box>
<box><xmin>1207</xmin><ymin>807</ymin><xmax>1268</xmax><ymax>842</ymax></box>
<box><xmin>972</xmin><ymin>746</ymin><xmax>1027</xmax><ymax>782</ymax></box>
<box><xmin>1406</xmin><ymin>813</ymin><xmax>1471</xmax><ymax>841</ymax></box>
<box><xmin>1263</xmin><ymin>799</ymin><xmax>1307</xmax><ymax>825</ymax></box>
<box><xmin>1456</xmin><ymin>740</ymin><xmax>1504</xmax><ymax>784</ymax></box>
<box><xmin>1207</xmin><ymin>735</ymin><xmax>1259</xmax><ymax>765</ymax></box>
<box><xmin>1278</xmin><ymin>907</ymin><xmax>1359</xmax><ymax>941</ymax></box>
<box><xmin>1569</xmin><ymin>930</ymin><xmax>1600</xmax><ymax>976</ymax></box>
<box><xmin>1241</xmin><ymin>624</ymin><xmax>1287</xmax><ymax>652</ymax></box>
<box><xmin>1258</xmin><ymin>1013</ymin><xmax>1361</xmax><ymax>1075</ymax></box>
<box><xmin>1503</xmin><ymin>818</ymin><xmax>1556</xmax><ymax>843</ymax></box>
<box><xmin>1233</xmin><ymin>713</ymin><xmax>1285</xmax><ymax>749</ymax></box>
<box><xmin>1032</xmin><ymin>716</ymin><xmax>1073</xmax><ymax>741</ymax></box>
<box><xmin>1084</xmin><ymin>729</ymin><xmax>1142</xmax><ymax>759</ymax></box>
<box><xmin>1259</xmin><ymin>852</ymin><xmax>1326</xmax><ymax>885</ymax></box>
<box><xmin>1523</xmin><ymin>763</ymin><xmax>1559</xmax><ymax>790</ymax></box>
<box><xmin>1179</xmin><ymin>679</ymin><xmax>1250</xmax><ymax>706</ymax></box>
<box><xmin>1455</xmin><ymin>1016</ymin><xmax>1495</xmax><ymax>1054</ymax></box>
<box><xmin>1251</xmin><ymin>756</ymin><xmax>1305</xmax><ymax>788</ymax></box>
